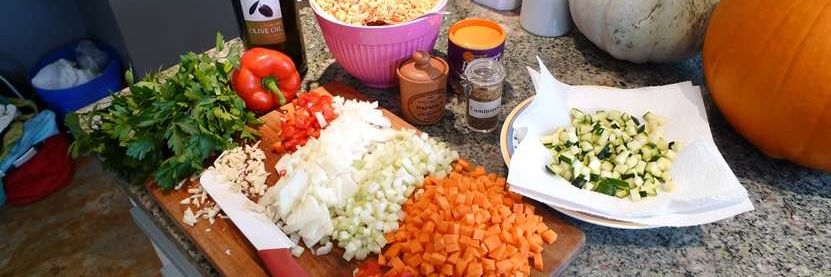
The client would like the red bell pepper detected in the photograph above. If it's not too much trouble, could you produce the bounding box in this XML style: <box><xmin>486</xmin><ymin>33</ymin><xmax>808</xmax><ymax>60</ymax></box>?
<box><xmin>270</xmin><ymin>92</ymin><xmax>337</xmax><ymax>154</ymax></box>
<box><xmin>232</xmin><ymin>48</ymin><xmax>301</xmax><ymax>113</ymax></box>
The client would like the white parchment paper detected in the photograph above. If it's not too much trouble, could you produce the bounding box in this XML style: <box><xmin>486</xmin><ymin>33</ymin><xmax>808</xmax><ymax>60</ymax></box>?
<box><xmin>506</xmin><ymin>58</ymin><xmax>754</xmax><ymax>227</ymax></box>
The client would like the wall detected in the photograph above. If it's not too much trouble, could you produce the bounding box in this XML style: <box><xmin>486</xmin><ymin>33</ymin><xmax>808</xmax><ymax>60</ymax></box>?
<box><xmin>106</xmin><ymin>0</ymin><xmax>240</xmax><ymax>77</ymax></box>
<box><xmin>0</xmin><ymin>0</ymin><xmax>241</xmax><ymax>93</ymax></box>
<box><xmin>75</xmin><ymin>0</ymin><xmax>130</xmax><ymax>72</ymax></box>
<box><xmin>0</xmin><ymin>0</ymin><xmax>88</xmax><ymax>85</ymax></box>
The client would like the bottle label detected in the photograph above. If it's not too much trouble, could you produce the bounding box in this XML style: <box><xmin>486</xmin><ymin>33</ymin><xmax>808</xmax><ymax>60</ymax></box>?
<box><xmin>241</xmin><ymin>0</ymin><xmax>285</xmax><ymax>45</ymax></box>
<box><xmin>468</xmin><ymin>97</ymin><xmax>501</xmax><ymax>119</ymax></box>
<box><xmin>406</xmin><ymin>89</ymin><xmax>446</xmax><ymax>124</ymax></box>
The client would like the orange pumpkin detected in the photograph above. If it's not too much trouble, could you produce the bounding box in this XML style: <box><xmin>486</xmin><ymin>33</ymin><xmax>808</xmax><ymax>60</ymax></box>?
<box><xmin>703</xmin><ymin>0</ymin><xmax>831</xmax><ymax>171</ymax></box>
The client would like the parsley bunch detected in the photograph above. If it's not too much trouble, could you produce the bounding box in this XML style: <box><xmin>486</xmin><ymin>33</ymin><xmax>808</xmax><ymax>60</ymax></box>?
<box><xmin>66</xmin><ymin>34</ymin><xmax>260</xmax><ymax>190</ymax></box>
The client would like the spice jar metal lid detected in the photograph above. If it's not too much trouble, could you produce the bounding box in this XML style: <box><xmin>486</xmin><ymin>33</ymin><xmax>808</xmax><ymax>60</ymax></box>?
<box><xmin>463</xmin><ymin>58</ymin><xmax>506</xmax><ymax>87</ymax></box>
<box><xmin>398</xmin><ymin>51</ymin><xmax>448</xmax><ymax>83</ymax></box>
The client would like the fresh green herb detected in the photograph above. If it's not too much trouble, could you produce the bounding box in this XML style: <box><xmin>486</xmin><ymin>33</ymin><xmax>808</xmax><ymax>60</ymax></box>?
<box><xmin>66</xmin><ymin>33</ymin><xmax>259</xmax><ymax>190</ymax></box>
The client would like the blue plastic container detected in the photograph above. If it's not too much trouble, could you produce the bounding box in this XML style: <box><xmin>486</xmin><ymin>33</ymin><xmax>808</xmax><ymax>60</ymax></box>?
<box><xmin>28</xmin><ymin>41</ymin><xmax>124</xmax><ymax>121</ymax></box>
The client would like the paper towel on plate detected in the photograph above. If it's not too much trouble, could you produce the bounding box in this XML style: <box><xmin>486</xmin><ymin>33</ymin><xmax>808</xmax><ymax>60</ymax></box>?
<box><xmin>506</xmin><ymin>57</ymin><xmax>753</xmax><ymax>226</ymax></box>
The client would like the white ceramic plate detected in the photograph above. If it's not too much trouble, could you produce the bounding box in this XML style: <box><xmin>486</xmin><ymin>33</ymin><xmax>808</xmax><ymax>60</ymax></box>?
<box><xmin>500</xmin><ymin>95</ymin><xmax>660</xmax><ymax>229</ymax></box>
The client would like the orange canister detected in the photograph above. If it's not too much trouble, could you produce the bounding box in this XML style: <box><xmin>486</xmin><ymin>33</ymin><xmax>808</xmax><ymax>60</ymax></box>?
<box><xmin>447</xmin><ymin>18</ymin><xmax>506</xmax><ymax>94</ymax></box>
<box><xmin>397</xmin><ymin>51</ymin><xmax>449</xmax><ymax>125</ymax></box>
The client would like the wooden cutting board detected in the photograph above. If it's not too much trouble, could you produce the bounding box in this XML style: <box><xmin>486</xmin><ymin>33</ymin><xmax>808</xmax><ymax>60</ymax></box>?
<box><xmin>147</xmin><ymin>82</ymin><xmax>585</xmax><ymax>277</ymax></box>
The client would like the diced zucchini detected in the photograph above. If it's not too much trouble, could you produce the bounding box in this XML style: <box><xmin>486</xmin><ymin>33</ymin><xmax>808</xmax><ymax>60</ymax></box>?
<box><xmin>630</xmin><ymin>189</ymin><xmax>642</xmax><ymax>201</ymax></box>
<box><xmin>546</xmin><ymin>163</ymin><xmax>561</xmax><ymax>175</ymax></box>
<box><xmin>541</xmin><ymin>109</ymin><xmax>678</xmax><ymax>200</ymax></box>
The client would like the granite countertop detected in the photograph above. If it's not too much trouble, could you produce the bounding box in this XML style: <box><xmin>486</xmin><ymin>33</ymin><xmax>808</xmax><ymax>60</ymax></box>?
<box><xmin>118</xmin><ymin>1</ymin><xmax>830</xmax><ymax>276</ymax></box>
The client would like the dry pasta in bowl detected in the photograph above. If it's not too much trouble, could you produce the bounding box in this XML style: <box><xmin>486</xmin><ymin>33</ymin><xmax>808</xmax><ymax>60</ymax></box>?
<box><xmin>313</xmin><ymin>0</ymin><xmax>441</xmax><ymax>26</ymax></box>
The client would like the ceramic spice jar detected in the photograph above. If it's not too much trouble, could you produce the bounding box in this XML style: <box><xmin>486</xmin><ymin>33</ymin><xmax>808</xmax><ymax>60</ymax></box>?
<box><xmin>397</xmin><ymin>51</ymin><xmax>449</xmax><ymax>125</ymax></box>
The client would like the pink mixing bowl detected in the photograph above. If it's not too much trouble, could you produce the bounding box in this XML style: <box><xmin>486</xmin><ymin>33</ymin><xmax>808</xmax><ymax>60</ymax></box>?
<box><xmin>310</xmin><ymin>0</ymin><xmax>448</xmax><ymax>88</ymax></box>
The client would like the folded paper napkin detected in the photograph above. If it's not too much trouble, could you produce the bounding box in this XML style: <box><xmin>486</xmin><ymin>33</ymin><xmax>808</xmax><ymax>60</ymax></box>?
<box><xmin>506</xmin><ymin>58</ymin><xmax>754</xmax><ymax>227</ymax></box>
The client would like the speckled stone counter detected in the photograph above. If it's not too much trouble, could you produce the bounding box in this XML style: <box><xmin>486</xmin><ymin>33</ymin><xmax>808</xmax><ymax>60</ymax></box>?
<box><xmin>121</xmin><ymin>1</ymin><xmax>830</xmax><ymax>276</ymax></box>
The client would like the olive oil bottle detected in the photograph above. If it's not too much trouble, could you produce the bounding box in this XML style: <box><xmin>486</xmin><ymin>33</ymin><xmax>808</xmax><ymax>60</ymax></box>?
<box><xmin>232</xmin><ymin>0</ymin><xmax>307</xmax><ymax>75</ymax></box>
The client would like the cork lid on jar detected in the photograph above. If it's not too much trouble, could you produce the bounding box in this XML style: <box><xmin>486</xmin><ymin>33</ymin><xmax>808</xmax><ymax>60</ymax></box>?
<box><xmin>398</xmin><ymin>51</ymin><xmax>448</xmax><ymax>83</ymax></box>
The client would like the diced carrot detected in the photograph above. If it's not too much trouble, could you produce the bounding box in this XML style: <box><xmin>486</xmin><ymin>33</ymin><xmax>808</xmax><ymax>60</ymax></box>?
<box><xmin>447</xmin><ymin>251</ymin><xmax>460</xmax><ymax>265</ymax></box>
<box><xmin>542</xmin><ymin>229</ymin><xmax>558</xmax><ymax>244</ymax></box>
<box><xmin>465</xmin><ymin>246</ymin><xmax>482</xmax><ymax>259</ymax></box>
<box><xmin>433</xmin><ymin>236</ymin><xmax>445</xmax><ymax>253</ymax></box>
<box><xmin>395</xmin><ymin>230</ymin><xmax>408</xmax><ymax>242</ymax></box>
<box><xmin>506</xmin><ymin>245</ymin><xmax>518</xmax><ymax>256</ymax></box>
<box><xmin>385</xmin><ymin>232</ymin><xmax>397</xmax><ymax>244</ymax></box>
<box><xmin>456</xmin><ymin>194</ymin><xmax>467</xmax><ymax>204</ymax></box>
<box><xmin>472</xmin><ymin>193</ymin><xmax>486</xmax><ymax>206</ymax></box>
<box><xmin>385</xmin><ymin>243</ymin><xmax>402</xmax><ymax>257</ymax></box>
<box><xmin>411</xmin><ymin>214</ymin><xmax>424</xmax><ymax>227</ymax></box>
<box><xmin>466</xmin><ymin>262</ymin><xmax>484</xmax><ymax>277</ymax></box>
<box><xmin>512</xmin><ymin>227</ymin><xmax>524</xmax><ymax>242</ymax></box>
<box><xmin>390</xmin><ymin>257</ymin><xmax>405</xmax><ymax>271</ymax></box>
<box><xmin>485</xmin><ymin>225</ymin><xmax>500</xmax><ymax>236</ymax></box>
<box><xmin>384</xmin><ymin>267</ymin><xmax>400</xmax><ymax>277</ymax></box>
<box><xmin>501</xmin><ymin>230</ymin><xmax>515</xmax><ymax>246</ymax></box>
<box><xmin>461</xmin><ymin>226</ymin><xmax>474</xmax><ymax>237</ymax></box>
<box><xmin>457</xmin><ymin>159</ymin><xmax>470</xmax><ymax>169</ymax></box>
<box><xmin>428</xmin><ymin>213</ymin><xmax>440</xmax><ymax>225</ymax></box>
<box><xmin>496</xmin><ymin>259</ymin><xmax>514</xmax><ymax>274</ymax></box>
<box><xmin>529</xmin><ymin>241</ymin><xmax>543</xmax><ymax>253</ymax></box>
<box><xmin>455</xmin><ymin>259</ymin><xmax>467</xmax><ymax>276</ymax></box>
<box><xmin>475</xmin><ymin>210</ymin><xmax>490</xmax><ymax>224</ymax></box>
<box><xmin>420</xmin><ymin>263</ymin><xmax>435</xmax><ymax>275</ymax></box>
<box><xmin>441</xmin><ymin>264</ymin><xmax>454</xmax><ymax>276</ymax></box>
<box><xmin>404</xmin><ymin>266</ymin><xmax>417</xmax><ymax>275</ymax></box>
<box><xmin>512</xmin><ymin>203</ymin><xmax>524</xmax><ymax>213</ymax></box>
<box><xmin>464</xmin><ymin>213</ymin><xmax>475</xmax><ymax>225</ymax></box>
<box><xmin>483</xmin><ymin>235</ymin><xmax>501</xmax><ymax>251</ymax></box>
<box><xmin>378</xmin><ymin>253</ymin><xmax>387</xmax><ymax>266</ymax></box>
<box><xmin>437</xmin><ymin>196</ymin><xmax>450</xmax><ymax>209</ymax></box>
<box><xmin>427</xmin><ymin>252</ymin><xmax>446</xmax><ymax>265</ymax></box>
<box><xmin>410</xmin><ymin>240</ymin><xmax>424</xmax><ymax>253</ymax></box>
<box><xmin>423</xmin><ymin>221</ymin><xmax>436</xmax><ymax>233</ymax></box>
<box><xmin>524</xmin><ymin>204</ymin><xmax>535</xmax><ymax>214</ymax></box>
<box><xmin>445</xmin><ymin>243</ymin><xmax>460</xmax><ymax>253</ymax></box>
<box><xmin>530</xmin><ymin>234</ymin><xmax>543</xmax><ymax>246</ymax></box>
<box><xmin>518</xmin><ymin>238</ymin><xmax>530</xmax><ymax>255</ymax></box>
<box><xmin>425</xmin><ymin>243</ymin><xmax>437</xmax><ymax>254</ymax></box>
<box><xmin>380</xmin><ymin>160</ymin><xmax>556</xmax><ymax>277</ymax></box>
<box><xmin>472</xmin><ymin>228</ymin><xmax>485</xmax><ymax>241</ymax></box>
<box><xmin>438</xmin><ymin>221</ymin><xmax>450</xmax><ymax>233</ymax></box>
<box><xmin>459</xmin><ymin>236</ymin><xmax>476</xmax><ymax>247</ymax></box>
<box><xmin>482</xmin><ymin>258</ymin><xmax>496</xmax><ymax>272</ymax></box>
<box><xmin>489</xmin><ymin>244</ymin><xmax>506</xmax><ymax>260</ymax></box>
<box><xmin>419</xmin><ymin>232</ymin><xmax>431</xmax><ymax>243</ymax></box>
<box><xmin>404</xmin><ymin>253</ymin><xmax>422</xmax><ymax>268</ymax></box>
<box><xmin>532</xmin><ymin>253</ymin><xmax>543</xmax><ymax>270</ymax></box>
<box><xmin>451</xmin><ymin>223</ymin><xmax>461</xmax><ymax>234</ymax></box>
<box><xmin>444</xmin><ymin>234</ymin><xmax>459</xmax><ymax>245</ymax></box>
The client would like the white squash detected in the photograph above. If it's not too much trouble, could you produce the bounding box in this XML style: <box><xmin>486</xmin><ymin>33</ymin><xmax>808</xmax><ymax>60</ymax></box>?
<box><xmin>569</xmin><ymin>0</ymin><xmax>719</xmax><ymax>63</ymax></box>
